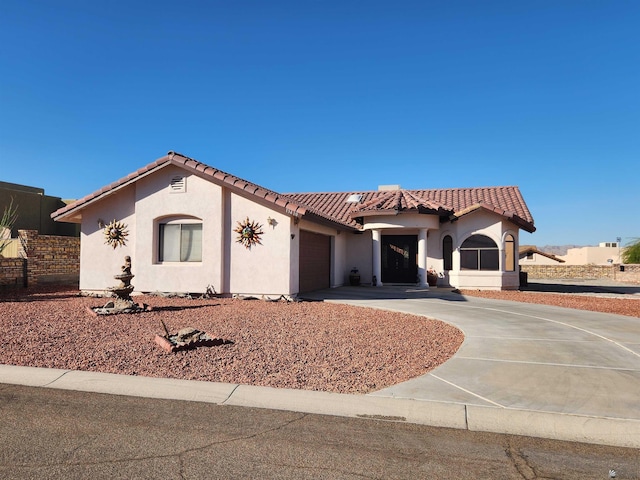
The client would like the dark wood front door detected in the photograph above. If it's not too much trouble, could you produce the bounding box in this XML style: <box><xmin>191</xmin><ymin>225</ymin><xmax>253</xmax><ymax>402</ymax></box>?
<box><xmin>382</xmin><ymin>235</ymin><xmax>418</xmax><ymax>283</ymax></box>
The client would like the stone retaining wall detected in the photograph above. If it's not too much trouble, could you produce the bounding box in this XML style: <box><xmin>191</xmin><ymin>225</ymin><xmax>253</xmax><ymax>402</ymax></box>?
<box><xmin>521</xmin><ymin>264</ymin><xmax>640</xmax><ymax>284</ymax></box>
<box><xmin>0</xmin><ymin>230</ymin><xmax>79</xmax><ymax>287</ymax></box>
<box><xmin>0</xmin><ymin>258</ymin><xmax>26</xmax><ymax>287</ymax></box>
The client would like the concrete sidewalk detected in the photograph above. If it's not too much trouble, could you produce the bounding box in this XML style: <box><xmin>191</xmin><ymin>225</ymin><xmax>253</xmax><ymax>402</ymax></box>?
<box><xmin>2</xmin><ymin>283</ymin><xmax>639</xmax><ymax>448</ymax></box>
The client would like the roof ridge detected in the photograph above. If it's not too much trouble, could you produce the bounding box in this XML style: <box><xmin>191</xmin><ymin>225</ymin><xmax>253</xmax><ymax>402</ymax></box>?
<box><xmin>286</xmin><ymin>185</ymin><xmax>524</xmax><ymax>196</ymax></box>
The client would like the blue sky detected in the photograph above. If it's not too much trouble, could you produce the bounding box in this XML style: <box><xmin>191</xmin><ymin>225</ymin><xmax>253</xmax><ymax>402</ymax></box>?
<box><xmin>1</xmin><ymin>1</ymin><xmax>638</xmax><ymax>247</ymax></box>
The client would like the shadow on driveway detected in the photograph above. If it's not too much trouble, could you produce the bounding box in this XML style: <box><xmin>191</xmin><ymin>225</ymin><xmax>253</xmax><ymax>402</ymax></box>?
<box><xmin>522</xmin><ymin>279</ymin><xmax>640</xmax><ymax>296</ymax></box>
<box><xmin>299</xmin><ymin>285</ymin><xmax>470</xmax><ymax>302</ymax></box>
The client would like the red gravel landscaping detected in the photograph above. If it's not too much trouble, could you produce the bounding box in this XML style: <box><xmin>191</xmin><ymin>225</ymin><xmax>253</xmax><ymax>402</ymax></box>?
<box><xmin>0</xmin><ymin>286</ymin><xmax>463</xmax><ymax>394</ymax></box>
<box><xmin>4</xmin><ymin>285</ymin><xmax>635</xmax><ymax>395</ymax></box>
<box><xmin>460</xmin><ymin>289</ymin><xmax>640</xmax><ymax>318</ymax></box>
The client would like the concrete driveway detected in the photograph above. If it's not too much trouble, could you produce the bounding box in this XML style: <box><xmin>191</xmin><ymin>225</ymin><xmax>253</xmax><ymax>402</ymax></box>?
<box><xmin>301</xmin><ymin>282</ymin><xmax>640</xmax><ymax>447</ymax></box>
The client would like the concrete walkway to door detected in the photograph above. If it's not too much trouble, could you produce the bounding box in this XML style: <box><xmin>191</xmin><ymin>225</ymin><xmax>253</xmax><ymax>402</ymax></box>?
<box><xmin>300</xmin><ymin>283</ymin><xmax>640</xmax><ymax>448</ymax></box>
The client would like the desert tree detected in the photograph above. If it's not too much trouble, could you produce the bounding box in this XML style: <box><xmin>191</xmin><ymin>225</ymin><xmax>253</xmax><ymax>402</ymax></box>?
<box><xmin>621</xmin><ymin>238</ymin><xmax>640</xmax><ymax>264</ymax></box>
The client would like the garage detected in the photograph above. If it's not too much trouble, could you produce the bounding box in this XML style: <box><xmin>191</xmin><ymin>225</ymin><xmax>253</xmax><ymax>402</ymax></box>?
<box><xmin>299</xmin><ymin>230</ymin><xmax>331</xmax><ymax>293</ymax></box>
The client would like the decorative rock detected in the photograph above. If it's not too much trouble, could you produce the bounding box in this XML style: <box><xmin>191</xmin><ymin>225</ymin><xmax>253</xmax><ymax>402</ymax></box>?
<box><xmin>177</xmin><ymin>327</ymin><xmax>204</xmax><ymax>343</ymax></box>
<box><xmin>154</xmin><ymin>329</ymin><xmax>233</xmax><ymax>353</ymax></box>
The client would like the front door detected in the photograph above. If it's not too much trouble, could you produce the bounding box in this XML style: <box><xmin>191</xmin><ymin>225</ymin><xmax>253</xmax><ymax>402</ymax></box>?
<box><xmin>382</xmin><ymin>235</ymin><xmax>418</xmax><ymax>283</ymax></box>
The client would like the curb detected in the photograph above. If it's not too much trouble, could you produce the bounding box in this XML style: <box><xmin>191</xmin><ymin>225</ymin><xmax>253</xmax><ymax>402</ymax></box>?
<box><xmin>1</xmin><ymin>364</ymin><xmax>638</xmax><ymax>448</ymax></box>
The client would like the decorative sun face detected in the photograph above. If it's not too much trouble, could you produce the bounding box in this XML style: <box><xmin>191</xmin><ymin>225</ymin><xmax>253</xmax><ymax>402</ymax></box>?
<box><xmin>103</xmin><ymin>219</ymin><xmax>129</xmax><ymax>249</ymax></box>
<box><xmin>234</xmin><ymin>217</ymin><xmax>263</xmax><ymax>249</ymax></box>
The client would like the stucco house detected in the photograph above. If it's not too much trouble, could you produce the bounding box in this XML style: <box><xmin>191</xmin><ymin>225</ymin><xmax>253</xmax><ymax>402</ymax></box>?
<box><xmin>51</xmin><ymin>152</ymin><xmax>536</xmax><ymax>295</ymax></box>
<box><xmin>519</xmin><ymin>245</ymin><xmax>565</xmax><ymax>266</ymax></box>
<box><xmin>559</xmin><ymin>242</ymin><xmax>623</xmax><ymax>265</ymax></box>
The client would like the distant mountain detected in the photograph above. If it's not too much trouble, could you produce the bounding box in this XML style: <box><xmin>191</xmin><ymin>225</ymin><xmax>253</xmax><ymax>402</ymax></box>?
<box><xmin>539</xmin><ymin>245</ymin><xmax>587</xmax><ymax>256</ymax></box>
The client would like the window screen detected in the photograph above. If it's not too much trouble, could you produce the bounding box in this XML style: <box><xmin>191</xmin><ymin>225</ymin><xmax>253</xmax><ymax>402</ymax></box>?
<box><xmin>460</xmin><ymin>234</ymin><xmax>499</xmax><ymax>270</ymax></box>
<box><xmin>159</xmin><ymin>223</ymin><xmax>202</xmax><ymax>262</ymax></box>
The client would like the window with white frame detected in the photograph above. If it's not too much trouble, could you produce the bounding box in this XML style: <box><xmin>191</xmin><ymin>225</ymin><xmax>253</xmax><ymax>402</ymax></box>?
<box><xmin>460</xmin><ymin>234</ymin><xmax>499</xmax><ymax>270</ymax></box>
<box><xmin>158</xmin><ymin>220</ymin><xmax>202</xmax><ymax>262</ymax></box>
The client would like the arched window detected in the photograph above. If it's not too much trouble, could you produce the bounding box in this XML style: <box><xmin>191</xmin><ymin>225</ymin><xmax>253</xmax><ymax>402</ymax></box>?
<box><xmin>460</xmin><ymin>234</ymin><xmax>498</xmax><ymax>270</ymax></box>
<box><xmin>443</xmin><ymin>235</ymin><xmax>453</xmax><ymax>271</ymax></box>
<box><xmin>505</xmin><ymin>234</ymin><xmax>515</xmax><ymax>272</ymax></box>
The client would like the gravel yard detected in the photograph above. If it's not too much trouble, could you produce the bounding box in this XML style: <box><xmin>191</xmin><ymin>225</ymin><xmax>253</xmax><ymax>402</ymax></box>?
<box><xmin>459</xmin><ymin>289</ymin><xmax>640</xmax><ymax>318</ymax></box>
<box><xmin>0</xmin><ymin>286</ymin><xmax>463</xmax><ymax>394</ymax></box>
<box><xmin>2</xmin><ymin>284</ymin><xmax>637</xmax><ymax>395</ymax></box>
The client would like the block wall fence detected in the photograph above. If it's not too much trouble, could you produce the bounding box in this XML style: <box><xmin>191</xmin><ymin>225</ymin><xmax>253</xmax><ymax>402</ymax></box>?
<box><xmin>0</xmin><ymin>230</ymin><xmax>79</xmax><ymax>287</ymax></box>
<box><xmin>521</xmin><ymin>264</ymin><xmax>640</xmax><ymax>284</ymax></box>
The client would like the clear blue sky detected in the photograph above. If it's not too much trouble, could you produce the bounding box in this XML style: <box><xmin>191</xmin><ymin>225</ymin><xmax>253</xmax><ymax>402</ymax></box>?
<box><xmin>1</xmin><ymin>1</ymin><xmax>638</xmax><ymax>247</ymax></box>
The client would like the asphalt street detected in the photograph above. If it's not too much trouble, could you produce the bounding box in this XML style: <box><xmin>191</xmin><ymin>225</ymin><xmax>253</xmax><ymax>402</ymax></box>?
<box><xmin>1</xmin><ymin>384</ymin><xmax>638</xmax><ymax>480</ymax></box>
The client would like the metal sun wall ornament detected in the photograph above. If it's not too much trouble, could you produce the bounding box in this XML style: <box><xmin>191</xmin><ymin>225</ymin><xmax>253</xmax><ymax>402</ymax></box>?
<box><xmin>234</xmin><ymin>217</ymin><xmax>264</xmax><ymax>249</ymax></box>
<box><xmin>103</xmin><ymin>219</ymin><xmax>129</xmax><ymax>249</ymax></box>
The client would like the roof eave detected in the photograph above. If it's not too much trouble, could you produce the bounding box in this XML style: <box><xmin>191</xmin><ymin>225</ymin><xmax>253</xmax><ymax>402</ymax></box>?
<box><xmin>304</xmin><ymin>212</ymin><xmax>360</xmax><ymax>232</ymax></box>
<box><xmin>449</xmin><ymin>204</ymin><xmax>536</xmax><ymax>233</ymax></box>
<box><xmin>352</xmin><ymin>209</ymin><xmax>400</xmax><ymax>218</ymax></box>
<box><xmin>51</xmin><ymin>160</ymin><xmax>171</xmax><ymax>223</ymax></box>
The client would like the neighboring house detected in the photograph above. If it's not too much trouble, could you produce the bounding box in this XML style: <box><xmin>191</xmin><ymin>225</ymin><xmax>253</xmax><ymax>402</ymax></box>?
<box><xmin>0</xmin><ymin>181</ymin><xmax>79</xmax><ymax>238</ymax></box>
<box><xmin>519</xmin><ymin>245</ymin><xmax>565</xmax><ymax>265</ymax></box>
<box><xmin>51</xmin><ymin>152</ymin><xmax>536</xmax><ymax>295</ymax></box>
<box><xmin>559</xmin><ymin>242</ymin><xmax>623</xmax><ymax>265</ymax></box>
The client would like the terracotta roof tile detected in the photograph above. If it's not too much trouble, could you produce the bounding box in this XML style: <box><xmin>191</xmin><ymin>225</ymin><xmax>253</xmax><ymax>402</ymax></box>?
<box><xmin>350</xmin><ymin>189</ymin><xmax>447</xmax><ymax>216</ymax></box>
<box><xmin>286</xmin><ymin>186</ymin><xmax>535</xmax><ymax>232</ymax></box>
<box><xmin>52</xmin><ymin>152</ymin><xmax>535</xmax><ymax>233</ymax></box>
<box><xmin>52</xmin><ymin>152</ymin><xmax>354</xmax><ymax>230</ymax></box>
<box><xmin>212</xmin><ymin>171</ymin><xmax>227</xmax><ymax>181</ymax></box>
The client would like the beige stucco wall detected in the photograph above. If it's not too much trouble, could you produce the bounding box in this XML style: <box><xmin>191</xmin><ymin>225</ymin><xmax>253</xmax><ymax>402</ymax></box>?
<box><xmin>559</xmin><ymin>246</ymin><xmax>622</xmax><ymax>265</ymax></box>
<box><xmin>134</xmin><ymin>166</ymin><xmax>223</xmax><ymax>293</ymax></box>
<box><xmin>79</xmin><ymin>184</ymin><xmax>136</xmax><ymax>292</ymax></box>
<box><xmin>345</xmin><ymin>231</ymin><xmax>373</xmax><ymax>285</ymax></box>
<box><xmin>363</xmin><ymin>213</ymin><xmax>440</xmax><ymax>231</ymax></box>
<box><xmin>228</xmin><ymin>191</ymin><xmax>294</xmax><ymax>295</ymax></box>
<box><xmin>333</xmin><ymin>232</ymin><xmax>348</xmax><ymax>287</ymax></box>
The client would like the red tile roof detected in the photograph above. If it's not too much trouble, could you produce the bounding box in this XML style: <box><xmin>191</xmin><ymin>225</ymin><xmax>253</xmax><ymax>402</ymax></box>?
<box><xmin>287</xmin><ymin>186</ymin><xmax>536</xmax><ymax>232</ymax></box>
<box><xmin>352</xmin><ymin>189</ymin><xmax>447</xmax><ymax>216</ymax></box>
<box><xmin>52</xmin><ymin>152</ymin><xmax>535</xmax><ymax>233</ymax></box>
<box><xmin>51</xmin><ymin>152</ymin><xmax>356</xmax><ymax>229</ymax></box>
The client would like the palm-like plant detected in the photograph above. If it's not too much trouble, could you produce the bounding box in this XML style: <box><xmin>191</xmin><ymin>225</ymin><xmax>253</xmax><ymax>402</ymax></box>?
<box><xmin>0</xmin><ymin>197</ymin><xmax>18</xmax><ymax>257</ymax></box>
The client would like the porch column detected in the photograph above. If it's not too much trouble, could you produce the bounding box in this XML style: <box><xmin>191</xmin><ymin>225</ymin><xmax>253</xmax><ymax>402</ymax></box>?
<box><xmin>418</xmin><ymin>228</ymin><xmax>428</xmax><ymax>287</ymax></box>
<box><xmin>372</xmin><ymin>229</ymin><xmax>383</xmax><ymax>286</ymax></box>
